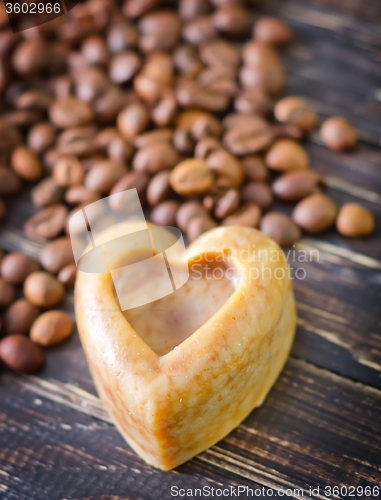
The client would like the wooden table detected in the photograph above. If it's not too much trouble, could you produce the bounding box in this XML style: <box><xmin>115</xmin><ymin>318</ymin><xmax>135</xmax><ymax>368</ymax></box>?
<box><xmin>1</xmin><ymin>0</ymin><xmax>381</xmax><ymax>498</ymax></box>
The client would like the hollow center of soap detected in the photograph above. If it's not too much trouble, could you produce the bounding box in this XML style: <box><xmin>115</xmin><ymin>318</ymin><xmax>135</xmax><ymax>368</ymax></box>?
<box><xmin>113</xmin><ymin>254</ymin><xmax>237</xmax><ymax>356</ymax></box>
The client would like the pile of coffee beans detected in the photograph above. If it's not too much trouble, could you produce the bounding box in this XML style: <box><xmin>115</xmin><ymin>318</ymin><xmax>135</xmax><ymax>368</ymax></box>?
<box><xmin>0</xmin><ymin>0</ymin><xmax>376</xmax><ymax>372</ymax></box>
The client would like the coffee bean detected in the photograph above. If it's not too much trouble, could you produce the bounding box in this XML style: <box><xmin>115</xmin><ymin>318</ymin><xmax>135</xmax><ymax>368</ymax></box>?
<box><xmin>107</xmin><ymin>20</ymin><xmax>139</xmax><ymax>53</ymax></box>
<box><xmin>173</xmin><ymin>128</ymin><xmax>196</xmax><ymax>155</ymax></box>
<box><xmin>173</xmin><ymin>44</ymin><xmax>203</xmax><ymax>77</ymax></box>
<box><xmin>187</xmin><ymin>215</ymin><xmax>217</xmax><ymax>241</ymax></box>
<box><xmin>28</xmin><ymin>122</ymin><xmax>56</xmax><ymax>154</ymax></box>
<box><xmin>84</xmin><ymin>160</ymin><xmax>128</xmax><ymax>193</ymax></box>
<box><xmin>2</xmin><ymin>299</ymin><xmax>41</xmax><ymax>335</ymax></box>
<box><xmin>53</xmin><ymin>156</ymin><xmax>85</xmax><ymax>187</ymax></box>
<box><xmin>49</xmin><ymin>97</ymin><xmax>94</xmax><ymax>129</ymax></box>
<box><xmin>241</xmin><ymin>156</ymin><xmax>269</xmax><ymax>182</ymax></box>
<box><xmin>215</xmin><ymin>189</ymin><xmax>240</xmax><ymax>219</ymax></box>
<box><xmin>133</xmin><ymin>141</ymin><xmax>180</xmax><ymax>174</ymax></box>
<box><xmin>117</xmin><ymin>103</ymin><xmax>150</xmax><ymax>141</ymax></box>
<box><xmin>222</xmin><ymin>204</ymin><xmax>261</xmax><ymax>227</ymax></box>
<box><xmin>261</xmin><ymin>212</ymin><xmax>300</xmax><ymax>246</ymax></box>
<box><xmin>138</xmin><ymin>11</ymin><xmax>182</xmax><ymax>52</ymax></box>
<box><xmin>170</xmin><ymin>158</ymin><xmax>214</xmax><ymax>196</ymax></box>
<box><xmin>179</xmin><ymin>0</ymin><xmax>210</xmax><ymax>21</ymax></box>
<box><xmin>65</xmin><ymin>186</ymin><xmax>102</xmax><ymax>205</ymax></box>
<box><xmin>194</xmin><ymin>137</ymin><xmax>222</xmax><ymax>159</ymax></box>
<box><xmin>40</xmin><ymin>238</ymin><xmax>74</xmax><ymax>274</ymax></box>
<box><xmin>182</xmin><ymin>16</ymin><xmax>217</xmax><ymax>46</ymax></box>
<box><xmin>177</xmin><ymin>81</ymin><xmax>230</xmax><ymax>112</ymax></box>
<box><xmin>212</xmin><ymin>5</ymin><xmax>251</xmax><ymax>37</ymax></box>
<box><xmin>0</xmin><ymin>278</ymin><xmax>16</xmax><ymax>309</ymax></box>
<box><xmin>272</xmin><ymin>170</ymin><xmax>322</xmax><ymax>201</ymax></box>
<box><xmin>266</xmin><ymin>139</ymin><xmax>309</xmax><ymax>171</ymax></box>
<box><xmin>81</xmin><ymin>35</ymin><xmax>109</xmax><ymax>66</ymax></box>
<box><xmin>94</xmin><ymin>85</ymin><xmax>129</xmax><ymax>124</ymax></box>
<box><xmin>11</xmin><ymin>147</ymin><xmax>42</xmax><ymax>182</ymax></box>
<box><xmin>30</xmin><ymin>310</ymin><xmax>74</xmax><ymax>346</ymax></box>
<box><xmin>124</xmin><ymin>0</ymin><xmax>159</xmax><ymax>18</ymax></box>
<box><xmin>336</xmin><ymin>203</ymin><xmax>375</xmax><ymax>237</ymax></box>
<box><xmin>24</xmin><ymin>271</ymin><xmax>65</xmax><ymax>308</ymax></box>
<box><xmin>56</xmin><ymin>126</ymin><xmax>97</xmax><ymax>157</ymax></box>
<box><xmin>253</xmin><ymin>17</ymin><xmax>294</xmax><ymax>45</ymax></box>
<box><xmin>25</xmin><ymin>205</ymin><xmax>68</xmax><ymax>241</ymax></box>
<box><xmin>320</xmin><ymin>117</ymin><xmax>357</xmax><ymax>151</ymax></box>
<box><xmin>151</xmin><ymin>90</ymin><xmax>178</xmax><ymax>127</ymax></box>
<box><xmin>199</xmin><ymin>39</ymin><xmax>240</xmax><ymax>68</ymax></box>
<box><xmin>206</xmin><ymin>149</ymin><xmax>244</xmax><ymax>187</ymax></box>
<box><xmin>234</xmin><ymin>87</ymin><xmax>273</xmax><ymax>115</ymax></box>
<box><xmin>151</xmin><ymin>200</ymin><xmax>180</xmax><ymax>226</ymax></box>
<box><xmin>0</xmin><ymin>166</ymin><xmax>22</xmax><ymax>196</ymax></box>
<box><xmin>292</xmin><ymin>193</ymin><xmax>338</xmax><ymax>233</ymax></box>
<box><xmin>147</xmin><ymin>170</ymin><xmax>171</xmax><ymax>206</ymax></box>
<box><xmin>12</xmin><ymin>38</ymin><xmax>49</xmax><ymax>75</ymax></box>
<box><xmin>1</xmin><ymin>253</ymin><xmax>40</xmax><ymax>284</ymax></box>
<box><xmin>176</xmin><ymin>201</ymin><xmax>209</xmax><ymax>232</ymax></box>
<box><xmin>241</xmin><ymin>182</ymin><xmax>273</xmax><ymax>209</ymax></box>
<box><xmin>274</xmin><ymin>97</ymin><xmax>317</xmax><ymax>131</ymax></box>
<box><xmin>109</xmin><ymin>171</ymin><xmax>149</xmax><ymax>210</ymax></box>
<box><xmin>135</xmin><ymin>128</ymin><xmax>173</xmax><ymax>148</ymax></box>
<box><xmin>110</xmin><ymin>51</ymin><xmax>141</xmax><ymax>84</ymax></box>
<box><xmin>58</xmin><ymin>263</ymin><xmax>77</xmax><ymax>286</ymax></box>
<box><xmin>0</xmin><ymin>334</ymin><xmax>44</xmax><ymax>373</ymax></box>
<box><xmin>17</xmin><ymin>90</ymin><xmax>53</xmax><ymax>111</ymax></box>
<box><xmin>223</xmin><ymin>116</ymin><xmax>273</xmax><ymax>155</ymax></box>
<box><xmin>32</xmin><ymin>178</ymin><xmax>65</xmax><ymax>208</ymax></box>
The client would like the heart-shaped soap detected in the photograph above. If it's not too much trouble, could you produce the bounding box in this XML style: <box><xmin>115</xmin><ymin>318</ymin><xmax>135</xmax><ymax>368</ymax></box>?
<box><xmin>75</xmin><ymin>224</ymin><xmax>296</xmax><ymax>470</ymax></box>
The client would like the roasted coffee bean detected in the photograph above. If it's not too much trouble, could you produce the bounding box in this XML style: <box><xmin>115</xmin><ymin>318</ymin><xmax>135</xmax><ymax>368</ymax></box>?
<box><xmin>74</xmin><ymin>67</ymin><xmax>111</xmax><ymax>104</ymax></box>
<box><xmin>65</xmin><ymin>185</ymin><xmax>102</xmax><ymax>205</ymax></box>
<box><xmin>135</xmin><ymin>128</ymin><xmax>173</xmax><ymax>148</ymax></box>
<box><xmin>40</xmin><ymin>238</ymin><xmax>74</xmax><ymax>274</ymax></box>
<box><xmin>124</xmin><ymin>0</ymin><xmax>159</xmax><ymax>18</ymax></box>
<box><xmin>272</xmin><ymin>170</ymin><xmax>322</xmax><ymax>201</ymax></box>
<box><xmin>134</xmin><ymin>54</ymin><xmax>174</xmax><ymax>103</ymax></box>
<box><xmin>215</xmin><ymin>189</ymin><xmax>240</xmax><ymax>219</ymax></box>
<box><xmin>241</xmin><ymin>156</ymin><xmax>269</xmax><ymax>182</ymax></box>
<box><xmin>223</xmin><ymin>116</ymin><xmax>273</xmax><ymax>155</ymax></box>
<box><xmin>173</xmin><ymin>44</ymin><xmax>203</xmax><ymax>77</ymax></box>
<box><xmin>198</xmin><ymin>68</ymin><xmax>238</xmax><ymax>96</ymax></box>
<box><xmin>151</xmin><ymin>90</ymin><xmax>178</xmax><ymax>127</ymax></box>
<box><xmin>109</xmin><ymin>171</ymin><xmax>149</xmax><ymax>210</ymax></box>
<box><xmin>133</xmin><ymin>142</ymin><xmax>180</xmax><ymax>174</ymax></box>
<box><xmin>147</xmin><ymin>170</ymin><xmax>171</xmax><ymax>206</ymax></box>
<box><xmin>0</xmin><ymin>278</ymin><xmax>16</xmax><ymax>309</ymax></box>
<box><xmin>58</xmin><ymin>263</ymin><xmax>77</xmax><ymax>286</ymax></box>
<box><xmin>24</xmin><ymin>205</ymin><xmax>68</xmax><ymax>241</ymax></box>
<box><xmin>234</xmin><ymin>87</ymin><xmax>273</xmax><ymax>115</ymax></box>
<box><xmin>260</xmin><ymin>212</ymin><xmax>301</xmax><ymax>246</ymax></box>
<box><xmin>176</xmin><ymin>201</ymin><xmax>209</xmax><ymax>232</ymax></box>
<box><xmin>206</xmin><ymin>149</ymin><xmax>244</xmax><ymax>187</ymax></box>
<box><xmin>177</xmin><ymin>81</ymin><xmax>230</xmax><ymax>112</ymax></box>
<box><xmin>1</xmin><ymin>253</ymin><xmax>40</xmax><ymax>284</ymax></box>
<box><xmin>30</xmin><ymin>310</ymin><xmax>74</xmax><ymax>346</ymax></box>
<box><xmin>110</xmin><ymin>51</ymin><xmax>141</xmax><ymax>83</ymax></box>
<box><xmin>199</xmin><ymin>39</ymin><xmax>240</xmax><ymax>69</ymax></box>
<box><xmin>53</xmin><ymin>156</ymin><xmax>85</xmax><ymax>187</ymax></box>
<box><xmin>151</xmin><ymin>200</ymin><xmax>180</xmax><ymax>226</ymax></box>
<box><xmin>336</xmin><ymin>203</ymin><xmax>375</xmax><ymax>237</ymax></box>
<box><xmin>271</xmin><ymin>123</ymin><xmax>304</xmax><ymax>140</ymax></box>
<box><xmin>241</xmin><ymin>182</ymin><xmax>273</xmax><ymax>209</ymax></box>
<box><xmin>170</xmin><ymin>158</ymin><xmax>214</xmax><ymax>196</ymax></box>
<box><xmin>107</xmin><ymin>20</ymin><xmax>139</xmax><ymax>53</ymax></box>
<box><xmin>94</xmin><ymin>85</ymin><xmax>129</xmax><ymax>124</ymax></box>
<box><xmin>56</xmin><ymin>126</ymin><xmax>97</xmax><ymax>157</ymax></box>
<box><xmin>182</xmin><ymin>16</ymin><xmax>217</xmax><ymax>46</ymax></box>
<box><xmin>84</xmin><ymin>160</ymin><xmax>127</xmax><ymax>193</ymax></box>
<box><xmin>179</xmin><ymin>0</ymin><xmax>210</xmax><ymax>21</ymax></box>
<box><xmin>2</xmin><ymin>299</ymin><xmax>41</xmax><ymax>335</ymax></box>
<box><xmin>195</xmin><ymin>137</ymin><xmax>222</xmax><ymax>159</ymax></box>
<box><xmin>32</xmin><ymin>178</ymin><xmax>65</xmax><ymax>208</ymax></box>
<box><xmin>266</xmin><ymin>139</ymin><xmax>309</xmax><ymax>171</ymax></box>
<box><xmin>81</xmin><ymin>35</ymin><xmax>109</xmax><ymax>66</ymax></box>
<box><xmin>0</xmin><ymin>334</ymin><xmax>44</xmax><ymax>373</ymax></box>
<box><xmin>222</xmin><ymin>203</ymin><xmax>261</xmax><ymax>227</ymax></box>
<box><xmin>212</xmin><ymin>5</ymin><xmax>251</xmax><ymax>37</ymax></box>
<box><xmin>12</xmin><ymin>38</ymin><xmax>49</xmax><ymax>75</ymax></box>
<box><xmin>292</xmin><ymin>193</ymin><xmax>338</xmax><ymax>233</ymax></box>
<box><xmin>173</xmin><ymin>128</ymin><xmax>196</xmax><ymax>154</ymax></box>
<box><xmin>320</xmin><ymin>117</ymin><xmax>357</xmax><ymax>151</ymax></box>
<box><xmin>274</xmin><ymin>97</ymin><xmax>317</xmax><ymax>131</ymax></box>
<box><xmin>177</xmin><ymin>109</ymin><xmax>222</xmax><ymax>139</ymax></box>
<box><xmin>11</xmin><ymin>147</ymin><xmax>42</xmax><ymax>182</ymax></box>
<box><xmin>28</xmin><ymin>122</ymin><xmax>56</xmax><ymax>154</ymax></box>
<box><xmin>187</xmin><ymin>215</ymin><xmax>217</xmax><ymax>241</ymax></box>
<box><xmin>138</xmin><ymin>11</ymin><xmax>182</xmax><ymax>53</ymax></box>
<box><xmin>253</xmin><ymin>17</ymin><xmax>294</xmax><ymax>45</ymax></box>
<box><xmin>49</xmin><ymin>97</ymin><xmax>94</xmax><ymax>129</ymax></box>
<box><xmin>24</xmin><ymin>271</ymin><xmax>65</xmax><ymax>308</ymax></box>
<box><xmin>17</xmin><ymin>90</ymin><xmax>53</xmax><ymax>111</ymax></box>
<box><xmin>108</xmin><ymin>137</ymin><xmax>135</xmax><ymax>163</ymax></box>
<box><xmin>0</xmin><ymin>166</ymin><xmax>22</xmax><ymax>195</ymax></box>
<box><xmin>117</xmin><ymin>103</ymin><xmax>150</xmax><ymax>140</ymax></box>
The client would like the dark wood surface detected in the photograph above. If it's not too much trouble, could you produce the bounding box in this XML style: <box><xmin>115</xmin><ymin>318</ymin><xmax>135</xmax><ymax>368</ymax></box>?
<box><xmin>1</xmin><ymin>0</ymin><xmax>381</xmax><ymax>499</ymax></box>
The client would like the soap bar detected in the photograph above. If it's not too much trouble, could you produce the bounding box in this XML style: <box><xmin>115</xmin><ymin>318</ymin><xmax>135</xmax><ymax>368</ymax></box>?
<box><xmin>75</xmin><ymin>224</ymin><xmax>296</xmax><ymax>470</ymax></box>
